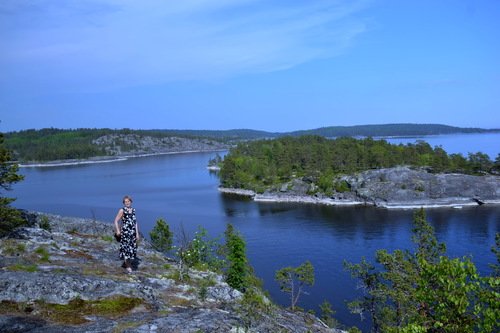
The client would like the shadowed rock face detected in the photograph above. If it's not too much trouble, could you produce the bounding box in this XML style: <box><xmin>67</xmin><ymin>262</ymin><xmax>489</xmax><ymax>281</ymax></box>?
<box><xmin>0</xmin><ymin>213</ymin><xmax>341</xmax><ymax>333</ymax></box>
<box><xmin>342</xmin><ymin>166</ymin><xmax>500</xmax><ymax>207</ymax></box>
<box><xmin>257</xmin><ymin>166</ymin><xmax>500</xmax><ymax>208</ymax></box>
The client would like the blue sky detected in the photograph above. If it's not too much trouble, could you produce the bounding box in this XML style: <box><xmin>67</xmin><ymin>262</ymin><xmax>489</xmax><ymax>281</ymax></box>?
<box><xmin>1</xmin><ymin>0</ymin><xmax>499</xmax><ymax>132</ymax></box>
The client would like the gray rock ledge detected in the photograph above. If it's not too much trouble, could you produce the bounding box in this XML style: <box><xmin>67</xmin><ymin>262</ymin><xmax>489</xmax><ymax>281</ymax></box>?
<box><xmin>220</xmin><ymin>166</ymin><xmax>500</xmax><ymax>209</ymax></box>
<box><xmin>0</xmin><ymin>213</ymin><xmax>343</xmax><ymax>333</ymax></box>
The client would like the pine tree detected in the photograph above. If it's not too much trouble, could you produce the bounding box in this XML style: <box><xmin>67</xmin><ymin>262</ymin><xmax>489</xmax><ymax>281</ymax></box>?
<box><xmin>275</xmin><ymin>260</ymin><xmax>315</xmax><ymax>311</ymax></box>
<box><xmin>149</xmin><ymin>218</ymin><xmax>173</xmax><ymax>253</ymax></box>
<box><xmin>225</xmin><ymin>223</ymin><xmax>248</xmax><ymax>291</ymax></box>
<box><xmin>0</xmin><ymin>131</ymin><xmax>25</xmax><ymax>236</ymax></box>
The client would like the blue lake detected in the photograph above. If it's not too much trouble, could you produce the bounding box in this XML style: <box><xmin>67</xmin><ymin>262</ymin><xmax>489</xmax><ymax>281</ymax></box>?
<box><xmin>11</xmin><ymin>133</ymin><xmax>500</xmax><ymax>331</ymax></box>
<box><xmin>382</xmin><ymin>132</ymin><xmax>500</xmax><ymax>159</ymax></box>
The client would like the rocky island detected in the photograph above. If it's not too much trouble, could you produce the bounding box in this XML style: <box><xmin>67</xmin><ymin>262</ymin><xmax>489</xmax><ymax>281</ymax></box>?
<box><xmin>220</xmin><ymin>166</ymin><xmax>500</xmax><ymax>209</ymax></box>
<box><xmin>0</xmin><ymin>213</ymin><xmax>341</xmax><ymax>333</ymax></box>
<box><xmin>218</xmin><ymin>135</ymin><xmax>500</xmax><ymax>209</ymax></box>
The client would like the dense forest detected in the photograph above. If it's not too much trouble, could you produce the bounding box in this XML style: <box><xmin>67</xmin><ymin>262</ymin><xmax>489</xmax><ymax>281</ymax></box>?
<box><xmin>4</xmin><ymin>128</ymin><xmax>112</xmax><ymax>161</ymax></box>
<box><xmin>220</xmin><ymin>135</ymin><xmax>500</xmax><ymax>193</ymax></box>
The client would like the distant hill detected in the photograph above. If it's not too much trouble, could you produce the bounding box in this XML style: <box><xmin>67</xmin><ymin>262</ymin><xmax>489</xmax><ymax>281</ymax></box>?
<box><xmin>161</xmin><ymin>123</ymin><xmax>499</xmax><ymax>139</ymax></box>
<box><xmin>156</xmin><ymin>128</ymin><xmax>280</xmax><ymax>140</ymax></box>
<box><xmin>4</xmin><ymin>124</ymin><xmax>498</xmax><ymax>162</ymax></box>
<box><xmin>287</xmin><ymin>123</ymin><xmax>499</xmax><ymax>138</ymax></box>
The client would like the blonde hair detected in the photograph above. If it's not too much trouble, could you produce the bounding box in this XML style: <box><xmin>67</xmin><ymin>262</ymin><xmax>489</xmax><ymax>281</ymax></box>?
<box><xmin>122</xmin><ymin>195</ymin><xmax>133</xmax><ymax>204</ymax></box>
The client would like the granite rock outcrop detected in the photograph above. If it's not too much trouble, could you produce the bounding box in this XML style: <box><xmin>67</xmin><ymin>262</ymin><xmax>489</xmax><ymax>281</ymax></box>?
<box><xmin>0</xmin><ymin>213</ymin><xmax>341</xmax><ymax>333</ymax></box>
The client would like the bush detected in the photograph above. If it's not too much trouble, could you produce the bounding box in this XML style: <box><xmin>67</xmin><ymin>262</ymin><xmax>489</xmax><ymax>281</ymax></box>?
<box><xmin>334</xmin><ymin>180</ymin><xmax>350</xmax><ymax>193</ymax></box>
<box><xmin>178</xmin><ymin>226</ymin><xmax>223</xmax><ymax>272</ymax></box>
<box><xmin>39</xmin><ymin>216</ymin><xmax>51</xmax><ymax>232</ymax></box>
<box><xmin>150</xmin><ymin>218</ymin><xmax>173</xmax><ymax>253</ymax></box>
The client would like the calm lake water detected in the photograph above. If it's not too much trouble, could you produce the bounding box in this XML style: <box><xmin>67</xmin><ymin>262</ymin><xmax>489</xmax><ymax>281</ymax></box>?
<box><xmin>11</xmin><ymin>133</ymin><xmax>500</xmax><ymax>331</ymax></box>
<box><xmin>382</xmin><ymin>132</ymin><xmax>500</xmax><ymax>159</ymax></box>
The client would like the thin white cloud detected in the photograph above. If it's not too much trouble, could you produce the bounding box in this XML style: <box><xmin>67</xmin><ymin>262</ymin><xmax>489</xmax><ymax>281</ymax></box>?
<box><xmin>0</xmin><ymin>0</ymin><xmax>371</xmax><ymax>92</ymax></box>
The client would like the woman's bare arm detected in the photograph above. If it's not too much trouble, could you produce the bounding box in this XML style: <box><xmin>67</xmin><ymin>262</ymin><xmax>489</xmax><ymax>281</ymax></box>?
<box><xmin>114</xmin><ymin>209</ymin><xmax>123</xmax><ymax>234</ymax></box>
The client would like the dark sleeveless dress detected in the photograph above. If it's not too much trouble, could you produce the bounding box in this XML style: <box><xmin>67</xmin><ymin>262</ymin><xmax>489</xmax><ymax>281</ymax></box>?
<box><xmin>119</xmin><ymin>206</ymin><xmax>137</xmax><ymax>260</ymax></box>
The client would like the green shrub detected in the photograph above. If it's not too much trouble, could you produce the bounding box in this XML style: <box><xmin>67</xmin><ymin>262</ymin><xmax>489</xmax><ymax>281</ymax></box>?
<box><xmin>179</xmin><ymin>226</ymin><xmax>223</xmax><ymax>271</ymax></box>
<box><xmin>334</xmin><ymin>180</ymin><xmax>350</xmax><ymax>193</ymax></box>
<box><xmin>39</xmin><ymin>215</ymin><xmax>51</xmax><ymax>231</ymax></box>
<box><xmin>150</xmin><ymin>218</ymin><xmax>173</xmax><ymax>253</ymax></box>
<box><xmin>197</xmin><ymin>276</ymin><xmax>216</xmax><ymax>301</ymax></box>
<box><xmin>35</xmin><ymin>246</ymin><xmax>50</xmax><ymax>262</ymax></box>
<box><xmin>238</xmin><ymin>288</ymin><xmax>272</xmax><ymax>330</ymax></box>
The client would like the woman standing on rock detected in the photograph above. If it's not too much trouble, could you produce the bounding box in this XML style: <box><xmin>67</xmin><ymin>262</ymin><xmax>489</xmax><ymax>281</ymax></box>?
<box><xmin>114</xmin><ymin>195</ymin><xmax>140</xmax><ymax>273</ymax></box>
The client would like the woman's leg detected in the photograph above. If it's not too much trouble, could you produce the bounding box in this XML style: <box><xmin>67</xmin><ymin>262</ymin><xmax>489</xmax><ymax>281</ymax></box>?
<box><xmin>125</xmin><ymin>259</ymin><xmax>132</xmax><ymax>272</ymax></box>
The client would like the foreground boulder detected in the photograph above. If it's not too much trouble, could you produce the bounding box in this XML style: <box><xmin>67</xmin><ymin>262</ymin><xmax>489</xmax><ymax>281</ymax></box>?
<box><xmin>0</xmin><ymin>213</ymin><xmax>341</xmax><ymax>333</ymax></box>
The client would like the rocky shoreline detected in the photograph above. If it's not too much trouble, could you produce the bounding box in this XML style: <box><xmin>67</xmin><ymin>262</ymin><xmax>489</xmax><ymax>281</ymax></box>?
<box><xmin>0</xmin><ymin>212</ymin><xmax>342</xmax><ymax>333</ymax></box>
<box><xmin>220</xmin><ymin>166</ymin><xmax>500</xmax><ymax>209</ymax></box>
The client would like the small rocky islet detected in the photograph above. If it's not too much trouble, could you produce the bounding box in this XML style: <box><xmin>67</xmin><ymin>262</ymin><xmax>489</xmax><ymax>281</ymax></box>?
<box><xmin>0</xmin><ymin>212</ymin><xmax>342</xmax><ymax>333</ymax></box>
<box><xmin>221</xmin><ymin>166</ymin><xmax>500</xmax><ymax>209</ymax></box>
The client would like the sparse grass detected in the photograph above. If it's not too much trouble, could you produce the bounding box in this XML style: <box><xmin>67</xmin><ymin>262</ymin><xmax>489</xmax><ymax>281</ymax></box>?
<box><xmin>101</xmin><ymin>235</ymin><xmax>114</xmax><ymax>242</ymax></box>
<box><xmin>82</xmin><ymin>266</ymin><xmax>110</xmax><ymax>276</ymax></box>
<box><xmin>146</xmin><ymin>253</ymin><xmax>171</xmax><ymax>265</ymax></box>
<box><xmin>197</xmin><ymin>275</ymin><xmax>217</xmax><ymax>287</ymax></box>
<box><xmin>35</xmin><ymin>246</ymin><xmax>50</xmax><ymax>262</ymax></box>
<box><xmin>0</xmin><ymin>300</ymin><xmax>19</xmax><ymax>313</ymax></box>
<box><xmin>238</xmin><ymin>288</ymin><xmax>274</xmax><ymax>329</ymax></box>
<box><xmin>64</xmin><ymin>249</ymin><xmax>93</xmax><ymax>260</ymax></box>
<box><xmin>192</xmin><ymin>262</ymin><xmax>211</xmax><ymax>272</ymax></box>
<box><xmin>166</xmin><ymin>269</ymin><xmax>191</xmax><ymax>283</ymax></box>
<box><xmin>168</xmin><ymin>296</ymin><xmax>193</xmax><ymax>307</ymax></box>
<box><xmin>414</xmin><ymin>182</ymin><xmax>425</xmax><ymax>192</ymax></box>
<box><xmin>304</xmin><ymin>312</ymin><xmax>316</xmax><ymax>325</ymax></box>
<box><xmin>196</xmin><ymin>276</ymin><xmax>217</xmax><ymax>301</ymax></box>
<box><xmin>1</xmin><ymin>240</ymin><xmax>26</xmax><ymax>256</ymax></box>
<box><xmin>36</xmin><ymin>296</ymin><xmax>144</xmax><ymax>325</ymax></box>
<box><xmin>112</xmin><ymin>320</ymin><xmax>148</xmax><ymax>333</ymax></box>
<box><xmin>16</xmin><ymin>243</ymin><xmax>26</xmax><ymax>253</ymax></box>
<box><xmin>0</xmin><ymin>300</ymin><xmax>35</xmax><ymax>315</ymax></box>
<box><xmin>7</xmin><ymin>263</ymin><xmax>38</xmax><ymax>272</ymax></box>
